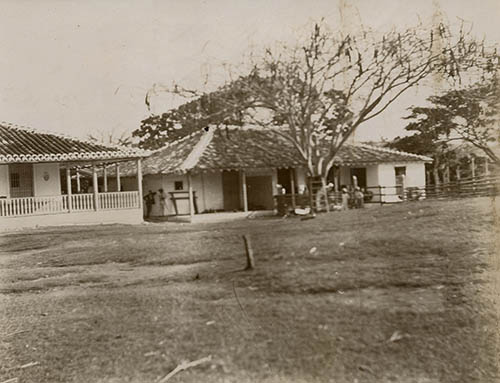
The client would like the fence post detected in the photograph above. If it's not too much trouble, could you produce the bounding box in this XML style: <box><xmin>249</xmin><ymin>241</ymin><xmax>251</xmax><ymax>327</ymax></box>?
<box><xmin>66</xmin><ymin>166</ymin><xmax>72</xmax><ymax>213</ymax></box>
<box><xmin>308</xmin><ymin>176</ymin><xmax>314</xmax><ymax>213</ymax></box>
<box><xmin>401</xmin><ymin>175</ymin><xmax>407</xmax><ymax>201</ymax></box>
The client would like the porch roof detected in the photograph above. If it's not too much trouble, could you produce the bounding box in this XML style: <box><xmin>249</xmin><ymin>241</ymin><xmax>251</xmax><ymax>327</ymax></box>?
<box><xmin>0</xmin><ymin>122</ymin><xmax>148</xmax><ymax>164</ymax></box>
<box><xmin>119</xmin><ymin>126</ymin><xmax>432</xmax><ymax>176</ymax></box>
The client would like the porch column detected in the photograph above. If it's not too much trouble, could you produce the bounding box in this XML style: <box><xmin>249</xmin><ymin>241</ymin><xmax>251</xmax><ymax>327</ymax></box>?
<box><xmin>116</xmin><ymin>163</ymin><xmax>121</xmax><ymax>192</ymax></box>
<box><xmin>103</xmin><ymin>164</ymin><xmax>108</xmax><ymax>192</ymax></box>
<box><xmin>470</xmin><ymin>157</ymin><xmax>476</xmax><ymax>179</ymax></box>
<box><xmin>92</xmin><ymin>163</ymin><xmax>99</xmax><ymax>210</ymax></box>
<box><xmin>136</xmin><ymin>158</ymin><xmax>143</xmax><ymax>209</ymax></box>
<box><xmin>334</xmin><ymin>167</ymin><xmax>339</xmax><ymax>192</ymax></box>
<box><xmin>241</xmin><ymin>170</ymin><xmax>248</xmax><ymax>212</ymax></box>
<box><xmin>485</xmin><ymin>157</ymin><xmax>490</xmax><ymax>175</ymax></box>
<box><xmin>66</xmin><ymin>166</ymin><xmax>72</xmax><ymax>213</ymax></box>
<box><xmin>187</xmin><ymin>171</ymin><xmax>194</xmax><ymax>220</ymax></box>
<box><xmin>401</xmin><ymin>174</ymin><xmax>406</xmax><ymax>200</ymax></box>
<box><xmin>455</xmin><ymin>166</ymin><xmax>461</xmax><ymax>181</ymax></box>
<box><xmin>76</xmin><ymin>168</ymin><xmax>81</xmax><ymax>193</ymax></box>
<box><xmin>290</xmin><ymin>168</ymin><xmax>296</xmax><ymax>210</ymax></box>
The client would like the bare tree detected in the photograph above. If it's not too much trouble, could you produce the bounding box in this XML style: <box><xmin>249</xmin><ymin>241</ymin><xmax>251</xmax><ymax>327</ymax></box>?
<box><xmin>137</xmin><ymin>21</ymin><xmax>498</xmax><ymax>210</ymax></box>
<box><xmin>87</xmin><ymin>129</ymin><xmax>133</xmax><ymax>147</ymax></box>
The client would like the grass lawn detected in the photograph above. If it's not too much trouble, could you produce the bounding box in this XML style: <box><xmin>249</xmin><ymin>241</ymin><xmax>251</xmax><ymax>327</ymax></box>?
<box><xmin>0</xmin><ymin>197</ymin><xmax>499</xmax><ymax>383</ymax></box>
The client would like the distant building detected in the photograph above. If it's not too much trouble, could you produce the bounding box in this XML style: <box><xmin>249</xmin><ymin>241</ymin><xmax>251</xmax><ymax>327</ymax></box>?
<box><xmin>0</xmin><ymin>122</ymin><xmax>148</xmax><ymax>230</ymax></box>
<box><xmin>118</xmin><ymin>126</ymin><xmax>431</xmax><ymax>219</ymax></box>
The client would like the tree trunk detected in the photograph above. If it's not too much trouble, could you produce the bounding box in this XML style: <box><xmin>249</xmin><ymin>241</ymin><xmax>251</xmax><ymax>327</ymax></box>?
<box><xmin>313</xmin><ymin>175</ymin><xmax>330</xmax><ymax>213</ymax></box>
<box><xmin>321</xmin><ymin>176</ymin><xmax>330</xmax><ymax>212</ymax></box>
<box><xmin>433</xmin><ymin>161</ymin><xmax>441</xmax><ymax>195</ymax></box>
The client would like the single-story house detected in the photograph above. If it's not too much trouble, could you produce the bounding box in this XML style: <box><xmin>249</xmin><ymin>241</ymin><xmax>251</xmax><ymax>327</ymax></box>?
<box><xmin>0</xmin><ymin>122</ymin><xmax>148</xmax><ymax>230</ymax></box>
<box><xmin>117</xmin><ymin>126</ymin><xmax>431</xmax><ymax>219</ymax></box>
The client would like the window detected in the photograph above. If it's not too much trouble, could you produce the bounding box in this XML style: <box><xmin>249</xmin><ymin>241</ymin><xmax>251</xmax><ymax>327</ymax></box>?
<box><xmin>8</xmin><ymin>164</ymin><xmax>33</xmax><ymax>197</ymax></box>
<box><xmin>10</xmin><ymin>173</ymin><xmax>20</xmax><ymax>188</ymax></box>
<box><xmin>395</xmin><ymin>167</ymin><xmax>406</xmax><ymax>197</ymax></box>
<box><xmin>174</xmin><ymin>181</ymin><xmax>184</xmax><ymax>191</ymax></box>
<box><xmin>395</xmin><ymin>166</ymin><xmax>406</xmax><ymax>177</ymax></box>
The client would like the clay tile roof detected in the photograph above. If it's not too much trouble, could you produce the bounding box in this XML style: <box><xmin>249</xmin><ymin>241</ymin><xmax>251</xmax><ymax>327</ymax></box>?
<box><xmin>0</xmin><ymin>122</ymin><xmax>148</xmax><ymax>163</ymax></box>
<box><xmin>118</xmin><ymin>126</ymin><xmax>430</xmax><ymax>176</ymax></box>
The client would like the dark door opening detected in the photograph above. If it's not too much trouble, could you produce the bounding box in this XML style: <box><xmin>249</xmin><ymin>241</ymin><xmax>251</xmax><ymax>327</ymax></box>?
<box><xmin>350</xmin><ymin>168</ymin><xmax>367</xmax><ymax>188</ymax></box>
<box><xmin>277</xmin><ymin>168</ymin><xmax>297</xmax><ymax>194</ymax></box>
<box><xmin>222</xmin><ymin>171</ymin><xmax>241</xmax><ymax>211</ymax></box>
<box><xmin>247</xmin><ymin>175</ymin><xmax>274</xmax><ymax>210</ymax></box>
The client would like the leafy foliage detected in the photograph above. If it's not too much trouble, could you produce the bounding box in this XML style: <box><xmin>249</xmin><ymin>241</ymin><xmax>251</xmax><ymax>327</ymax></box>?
<box><xmin>134</xmin><ymin>21</ymin><xmax>498</xmax><ymax>189</ymax></box>
<box><xmin>399</xmin><ymin>78</ymin><xmax>500</xmax><ymax>164</ymax></box>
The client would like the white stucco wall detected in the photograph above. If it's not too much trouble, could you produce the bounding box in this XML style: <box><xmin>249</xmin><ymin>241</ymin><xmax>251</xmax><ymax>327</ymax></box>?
<box><xmin>377</xmin><ymin>162</ymin><xmax>426</xmax><ymax>202</ymax></box>
<box><xmin>0</xmin><ymin>165</ymin><xmax>9</xmax><ymax>197</ymax></box>
<box><xmin>33</xmin><ymin>163</ymin><xmax>61</xmax><ymax>197</ymax></box>
<box><xmin>140</xmin><ymin>172</ymin><xmax>225</xmax><ymax>216</ymax></box>
<box><xmin>196</xmin><ymin>172</ymin><xmax>223</xmax><ymax>212</ymax></box>
<box><xmin>365</xmin><ymin>165</ymin><xmax>379</xmax><ymax>187</ymax></box>
<box><xmin>404</xmin><ymin>162</ymin><xmax>427</xmax><ymax>187</ymax></box>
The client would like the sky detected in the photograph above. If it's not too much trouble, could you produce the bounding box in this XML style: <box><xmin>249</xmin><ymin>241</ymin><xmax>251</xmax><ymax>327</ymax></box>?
<box><xmin>1</xmin><ymin>0</ymin><xmax>499</xmax><ymax>143</ymax></box>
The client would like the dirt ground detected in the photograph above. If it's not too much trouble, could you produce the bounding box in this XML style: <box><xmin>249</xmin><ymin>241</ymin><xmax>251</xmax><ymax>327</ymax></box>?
<box><xmin>0</xmin><ymin>197</ymin><xmax>498</xmax><ymax>383</ymax></box>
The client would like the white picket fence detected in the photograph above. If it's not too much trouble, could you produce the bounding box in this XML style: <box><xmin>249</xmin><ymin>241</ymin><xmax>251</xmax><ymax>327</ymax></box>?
<box><xmin>0</xmin><ymin>191</ymin><xmax>140</xmax><ymax>217</ymax></box>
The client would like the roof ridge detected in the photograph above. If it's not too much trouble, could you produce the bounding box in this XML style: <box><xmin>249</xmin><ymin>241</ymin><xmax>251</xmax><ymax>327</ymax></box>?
<box><xmin>354</xmin><ymin>142</ymin><xmax>433</xmax><ymax>162</ymax></box>
<box><xmin>179</xmin><ymin>127</ymin><xmax>215</xmax><ymax>171</ymax></box>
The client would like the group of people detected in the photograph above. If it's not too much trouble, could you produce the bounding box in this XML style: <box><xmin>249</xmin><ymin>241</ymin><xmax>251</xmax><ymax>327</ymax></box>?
<box><xmin>143</xmin><ymin>188</ymin><xmax>168</xmax><ymax>218</ymax></box>
<box><xmin>340</xmin><ymin>185</ymin><xmax>364</xmax><ymax>210</ymax></box>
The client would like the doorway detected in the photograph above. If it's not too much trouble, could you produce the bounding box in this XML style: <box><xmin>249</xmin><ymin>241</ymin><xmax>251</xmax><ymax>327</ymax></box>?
<box><xmin>350</xmin><ymin>168</ymin><xmax>367</xmax><ymax>188</ymax></box>
<box><xmin>247</xmin><ymin>175</ymin><xmax>274</xmax><ymax>210</ymax></box>
<box><xmin>222</xmin><ymin>171</ymin><xmax>241</xmax><ymax>211</ymax></box>
<box><xmin>277</xmin><ymin>168</ymin><xmax>296</xmax><ymax>194</ymax></box>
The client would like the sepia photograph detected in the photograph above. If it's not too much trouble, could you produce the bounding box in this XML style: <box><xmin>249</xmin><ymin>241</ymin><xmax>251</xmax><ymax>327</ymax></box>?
<box><xmin>0</xmin><ymin>0</ymin><xmax>499</xmax><ymax>382</ymax></box>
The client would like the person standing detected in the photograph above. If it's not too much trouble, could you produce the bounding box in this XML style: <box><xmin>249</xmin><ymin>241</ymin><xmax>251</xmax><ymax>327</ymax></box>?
<box><xmin>158</xmin><ymin>188</ymin><xmax>168</xmax><ymax>217</ymax></box>
<box><xmin>354</xmin><ymin>186</ymin><xmax>364</xmax><ymax>209</ymax></box>
<box><xmin>341</xmin><ymin>186</ymin><xmax>349</xmax><ymax>211</ymax></box>
<box><xmin>144</xmin><ymin>190</ymin><xmax>156</xmax><ymax>218</ymax></box>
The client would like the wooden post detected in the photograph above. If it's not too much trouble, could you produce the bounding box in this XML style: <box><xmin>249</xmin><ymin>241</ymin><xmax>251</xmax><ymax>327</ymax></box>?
<box><xmin>187</xmin><ymin>171</ymin><xmax>194</xmax><ymax>220</ymax></box>
<box><xmin>308</xmin><ymin>176</ymin><xmax>314</xmax><ymax>213</ymax></box>
<box><xmin>485</xmin><ymin>157</ymin><xmax>490</xmax><ymax>175</ymax></box>
<box><xmin>103</xmin><ymin>165</ymin><xmax>108</xmax><ymax>192</ymax></box>
<box><xmin>116</xmin><ymin>163</ymin><xmax>121</xmax><ymax>192</ymax></box>
<box><xmin>334</xmin><ymin>167</ymin><xmax>339</xmax><ymax>192</ymax></box>
<box><xmin>456</xmin><ymin>166</ymin><xmax>461</xmax><ymax>181</ymax></box>
<box><xmin>241</xmin><ymin>170</ymin><xmax>248</xmax><ymax>212</ymax></box>
<box><xmin>290</xmin><ymin>168</ymin><xmax>296</xmax><ymax>210</ymax></box>
<box><xmin>136</xmin><ymin>158</ymin><xmax>143</xmax><ymax>209</ymax></box>
<box><xmin>471</xmin><ymin>157</ymin><xmax>476</xmax><ymax>179</ymax></box>
<box><xmin>242</xmin><ymin>234</ymin><xmax>255</xmax><ymax>270</ymax></box>
<box><xmin>352</xmin><ymin>175</ymin><xmax>358</xmax><ymax>188</ymax></box>
<box><xmin>66</xmin><ymin>166</ymin><xmax>72</xmax><ymax>212</ymax></box>
<box><xmin>401</xmin><ymin>174</ymin><xmax>406</xmax><ymax>201</ymax></box>
<box><xmin>92</xmin><ymin>163</ymin><xmax>99</xmax><ymax>210</ymax></box>
<box><xmin>76</xmin><ymin>168</ymin><xmax>81</xmax><ymax>193</ymax></box>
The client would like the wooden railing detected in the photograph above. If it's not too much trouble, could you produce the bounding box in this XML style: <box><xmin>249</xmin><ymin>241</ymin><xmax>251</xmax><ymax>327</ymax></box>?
<box><xmin>98</xmin><ymin>192</ymin><xmax>140</xmax><ymax>210</ymax></box>
<box><xmin>0</xmin><ymin>191</ymin><xmax>140</xmax><ymax>217</ymax></box>
<box><xmin>70</xmin><ymin>194</ymin><xmax>95</xmax><ymax>211</ymax></box>
<box><xmin>0</xmin><ymin>196</ymin><xmax>65</xmax><ymax>217</ymax></box>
